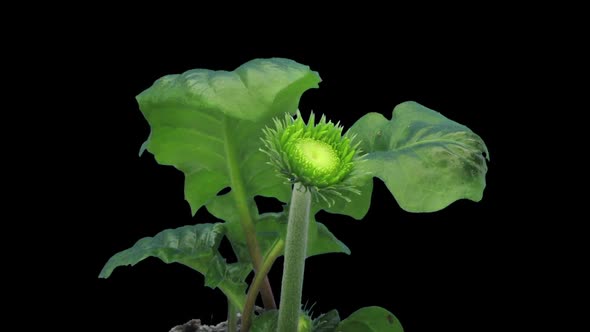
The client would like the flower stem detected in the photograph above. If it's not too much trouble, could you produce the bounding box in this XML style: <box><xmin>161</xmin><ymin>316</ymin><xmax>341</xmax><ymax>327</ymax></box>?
<box><xmin>278</xmin><ymin>183</ymin><xmax>312</xmax><ymax>332</ymax></box>
<box><xmin>241</xmin><ymin>239</ymin><xmax>285</xmax><ymax>332</ymax></box>
<box><xmin>228</xmin><ymin>301</ymin><xmax>238</xmax><ymax>332</ymax></box>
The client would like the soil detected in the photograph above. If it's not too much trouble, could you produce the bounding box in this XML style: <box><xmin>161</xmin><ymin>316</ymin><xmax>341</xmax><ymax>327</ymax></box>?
<box><xmin>169</xmin><ymin>307</ymin><xmax>263</xmax><ymax>332</ymax></box>
<box><xmin>168</xmin><ymin>318</ymin><xmax>233</xmax><ymax>332</ymax></box>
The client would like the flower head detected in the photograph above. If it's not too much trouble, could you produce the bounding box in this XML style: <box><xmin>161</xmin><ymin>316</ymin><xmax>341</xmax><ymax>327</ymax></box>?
<box><xmin>261</xmin><ymin>111</ymin><xmax>364</xmax><ymax>205</ymax></box>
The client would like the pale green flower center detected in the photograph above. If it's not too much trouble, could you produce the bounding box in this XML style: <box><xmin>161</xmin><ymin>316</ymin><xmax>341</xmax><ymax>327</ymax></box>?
<box><xmin>295</xmin><ymin>138</ymin><xmax>339</xmax><ymax>173</ymax></box>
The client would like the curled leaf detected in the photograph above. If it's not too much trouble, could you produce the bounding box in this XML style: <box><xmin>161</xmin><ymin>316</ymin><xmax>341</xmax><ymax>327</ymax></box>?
<box><xmin>348</xmin><ymin>101</ymin><xmax>489</xmax><ymax>212</ymax></box>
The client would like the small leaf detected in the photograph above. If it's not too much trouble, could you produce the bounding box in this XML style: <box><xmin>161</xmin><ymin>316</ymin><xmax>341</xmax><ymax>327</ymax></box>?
<box><xmin>313</xmin><ymin>309</ymin><xmax>341</xmax><ymax>332</ymax></box>
<box><xmin>138</xmin><ymin>130</ymin><xmax>151</xmax><ymax>157</ymax></box>
<box><xmin>348</xmin><ymin>101</ymin><xmax>489</xmax><ymax>212</ymax></box>
<box><xmin>251</xmin><ymin>310</ymin><xmax>313</xmax><ymax>332</ymax></box>
<box><xmin>338</xmin><ymin>306</ymin><xmax>403</xmax><ymax>332</ymax></box>
<box><xmin>98</xmin><ymin>223</ymin><xmax>247</xmax><ymax>310</ymax></box>
<box><xmin>309</xmin><ymin>221</ymin><xmax>351</xmax><ymax>256</ymax></box>
<box><xmin>255</xmin><ymin>211</ymin><xmax>351</xmax><ymax>258</ymax></box>
<box><xmin>251</xmin><ymin>310</ymin><xmax>279</xmax><ymax>332</ymax></box>
<box><xmin>208</xmin><ymin>197</ymin><xmax>350</xmax><ymax>264</ymax></box>
<box><xmin>311</xmin><ymin>179</ymin><xmax>373</xmax><ymax>220</ymax></box>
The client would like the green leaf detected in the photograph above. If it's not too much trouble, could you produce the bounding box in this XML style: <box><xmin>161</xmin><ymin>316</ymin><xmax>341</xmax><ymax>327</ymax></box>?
<box><xmin>251</xmin><ymin>310</ymin><xmax>279</xmax><ymax>332</ymax></box>
<box><xmin>313</xmin><ymin>309</ymin><xmax>341</xmax><ymax>332</ymax></box>
<box><xmin>232</xmin><ymin>211</ymin><xmax>350</xmax><ymax>263</ymax></box>
<box><xmin>309</xmin><ymin>220</ymin><xmax>351</xmax><ymax>256</ymax></box>
<box><xmin>338</xmin><ymin>306</ymin><xmax>403</xmax><ymax>332</ymax></box>
<box><xmin>311</xmin><ymin>178</ymin><xmax>373</xmax><ymax>220</ymax></box>
<box><xmin>347</xmin><ymin>101</ymin><xmax>489</xmax><ymax>212</ymax></box>
<box><xmin>255</xmin><ymin>211</ymin><xmax>351</xmax><ymax>258</ymax></box>
<box><xmin>207</xmin><ymin>193</ymin><xmax>350</xmax><ymax>262</ymax></box>
<box><xmin>137</xmin><ymin>58</ymin><xmax>321</xmax><ymax>215</ymax></box>
<box><xmin>98</xmin><ymin>223</ymin><xmax>248</xmax><ymax>310</ymax></box>
<box><xmin>205</xmin><ymin>191</ymin><xmax>258</xmax><ymax>262</ymax></box>
<box><xmin>251</xmin><ymin>310</ymin><xmax>314</xmax><ymax>332</ymax></box>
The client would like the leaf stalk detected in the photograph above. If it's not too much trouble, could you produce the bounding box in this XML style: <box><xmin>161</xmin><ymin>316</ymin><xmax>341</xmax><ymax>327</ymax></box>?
<box><xmin>241</xmin><ymin>239</ymin><xmax>285</xmax><ymax>331</ymax></box>
<box><xmin>224</xmin><ymin>118</ymin><xmax>277</xmax><ymax>309</ymax></box>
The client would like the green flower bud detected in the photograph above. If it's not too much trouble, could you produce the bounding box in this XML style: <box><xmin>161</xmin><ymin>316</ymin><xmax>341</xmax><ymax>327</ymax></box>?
<box><xmin>261</xmin><ymin>111</ymin><xmax>364</xmax><ymax>205</ymax></box>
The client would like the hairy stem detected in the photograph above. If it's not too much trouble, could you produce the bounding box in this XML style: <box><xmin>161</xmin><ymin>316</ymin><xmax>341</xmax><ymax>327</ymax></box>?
<box><xmin>242</xmin><ymin>239</ymin><xmax>285</xmax><ymax>332</ymax></box>
<box><xmin>228</xmin><ymin>302</ymin><xmax>238</xmax><ymax>332</ymax></box>
<box><xmin>224</xmin><ymin>119</ymin><xmax>277</xmax><ymax>309</ymax></box>
<box><xmin>278</xmin><ymin>183</ymin><xmax>312</xmax><ymax>332</ymax></box>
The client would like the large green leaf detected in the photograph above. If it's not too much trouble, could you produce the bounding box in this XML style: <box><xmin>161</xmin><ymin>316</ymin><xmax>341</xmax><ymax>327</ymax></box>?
<box><xmin>338</xmin><ymin>306</ymin><xmax>404</xmax><ymax>332</ymax></box>
<box><xmin>98</xmin><ymin>223</ymin><xmax>249</xmax><ymax>310</ymax></box>
<box><xmin>137</xmin><ymin>58</ymin><xmax>321</xmax><ymax>215</ymax></box>
<box><xmin>347</xmin><ymin>101</ymin><xmax>489</xmax><ymax>212</ymax></box>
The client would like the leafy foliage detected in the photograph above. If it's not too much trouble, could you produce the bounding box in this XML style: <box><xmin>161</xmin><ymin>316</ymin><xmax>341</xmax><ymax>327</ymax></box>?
<box><xmin>137</xmin><ymin>58</ymin><xmax>321</xmax><ymax>214</ymax></box>
<box><xmin>348</xmin><ymin>101</ymin><xmax>489</xmax><ymax>212</ymax></box>
<box><xmin>98</xmin><ymin>223</ymin><xmax>249</xmax><ymax>310</ymax></box>
<box><xmin>338</xmin><ymin>306</ymin><xmax>404</xmax><ymax>332</ymax></box>
<box><xmin>100</xmin><ymin>58</ymin><xmax>490</xmax><ymax>331</ymax></box>
<box><xmin>312</xmin><ymin>310</ymin><xmax>341</xmax><ymax>331</ymax></box>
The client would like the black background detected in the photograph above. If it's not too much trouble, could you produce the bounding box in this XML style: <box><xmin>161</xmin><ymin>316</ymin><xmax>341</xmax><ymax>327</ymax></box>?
<box><xmin>73</xmin><ymin>26</ymin><xmax>528</xmax><ymax>332</ymax></box>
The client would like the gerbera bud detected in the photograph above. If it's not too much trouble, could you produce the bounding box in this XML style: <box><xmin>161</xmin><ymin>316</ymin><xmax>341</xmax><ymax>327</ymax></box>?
<box><xmin>261</xmin><ymin>110</ymin><xmax>363</xmax><ymax>205</ymax></box>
